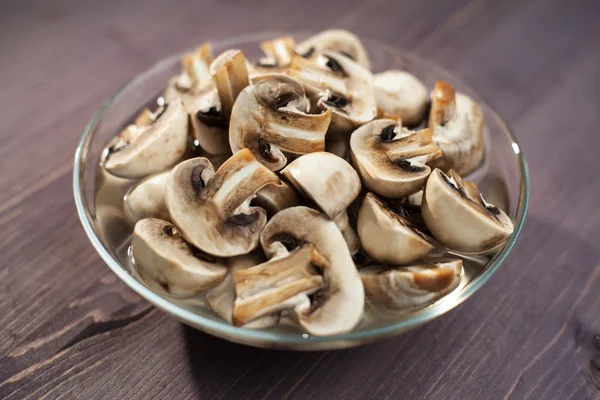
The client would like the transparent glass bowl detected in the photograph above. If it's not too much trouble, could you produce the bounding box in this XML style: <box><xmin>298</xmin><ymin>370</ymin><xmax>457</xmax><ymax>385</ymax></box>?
<box><xmin>73</xmin><ymin>32</ymin><xmax>529</xmax><ymax>350</ymax></box>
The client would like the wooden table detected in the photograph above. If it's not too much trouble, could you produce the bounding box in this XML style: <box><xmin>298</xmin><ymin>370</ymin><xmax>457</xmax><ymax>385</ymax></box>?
<box><xmin>1</xmin><ymin>0</ymin><xmax>599</xmax><ymax>398</ymax></box>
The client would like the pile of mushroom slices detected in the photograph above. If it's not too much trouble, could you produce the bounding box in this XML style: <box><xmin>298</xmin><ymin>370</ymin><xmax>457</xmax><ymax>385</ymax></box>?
<box><xmin>101</xmin><ymin>29</ymin><xmax>515</xmax><ymax>336</ymax></box>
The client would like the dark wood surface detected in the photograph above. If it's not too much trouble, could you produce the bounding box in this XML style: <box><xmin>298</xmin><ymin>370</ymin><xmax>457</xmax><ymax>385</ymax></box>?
<box><xmin>1</xmin><ymin>0</ymin><xmax>599</xmax><ymax>398</ymax></box>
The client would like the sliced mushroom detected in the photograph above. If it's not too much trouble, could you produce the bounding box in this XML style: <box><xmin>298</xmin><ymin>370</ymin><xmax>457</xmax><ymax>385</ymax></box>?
<box><xmin>350</xmin><ymin>119</ymin><xmax>442</xmax><ymax>198</ymax></box>
<box><xmin>422</xmin><ymin>169</ymin><xmax>514</xmax><ymax>252</ymax></box>
<box><xmin>131</xmin><ymin>218</ymin><xmax>227</xmax><ymax>297</ymax></box>
<box><xmin>164</xmin><ymin>42</ymin><xmax>214</xmax><ymax>98</ymax></box>
<box><xmin>288</xmin><ymin>52</ymin><xmax>377</xmax><ymax>135</ymax></box>
<box><xmin>104</xmin><ymin>99</ymin><xmax>188</xmax><ymax>178</ymax></box>
<box><xmin>232</xmin><ymin>245</ymin><xmax>326</xmax><ymax>326</ymax></box>
<box><xmin>360</xmin><ymin>259</ymin><xmax>462</xmax><ymax>309</ymax></box>
<box><xmin>428</xmin><ymin>81</ymin><xmax>485</xmax><ymax>176</ymax></box>
<box><xmin>373</xmin><ymin>70</ymin><xmax>429</xmax><ymax>126</ymax></box>
<box><xmin>249</xmin><ymin>36</ymin><xmax>296</xmax><ymax>78</ymax></box>
<box><xmin>252</xmin><ymin>181</ymin><xmax>303</xmax><ymax>218</ymax></box>
<box><xmin>296</xmin><ymin>29</ymin><xmax>371</xmax><ymax>70</ymax></box>
<box><xmin>281</xmin><ymin>152</ymin><xmax>362</xmax><ymax>253</ymax></box>
<box><xmin>124</xmin><ymin>170</ymin><xmax>170</xmax><ymax>224</ymax></box>
<box><xmin>229</xmin><ymin>74</ymin><xmax>331</xmax><ymax>171</ymax></box>
<box><xmin>261</xmin><ymin>206</ymin><xmax>364</xmax><ymax>336</ymax></box>
<box><xmin>358</xmin><ymin>192</ymin><xmax>435</xmax><ymax>264</ymax></box>
<box><xmin>210</xmin><ymin>49</ymin><xmax>250</xmax><ymax>120</ymax></box>
<box><xmin>165</xmin><ymin>149</ymin><xmax>280</xmax><ymax>257</ymax></box>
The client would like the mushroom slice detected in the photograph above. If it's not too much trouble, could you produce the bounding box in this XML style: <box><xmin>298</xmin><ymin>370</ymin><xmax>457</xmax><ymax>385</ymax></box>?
<box><xmin>289</xmin><ymin>52</ymin><xmax>377</xmax><ymax>135</ymax></box>
<box><xmin>210</xmin><ymin>49</ymin><xmax>250</xmax><ymax>120</ymax></box>
<box><xmin>350</xmin><ymin>119</ymin><xmax>442</xmax><ymax>198</ymax></box>
<box><xmin>428</xmin><ymin>81</ymin><xmax>485</xmax><ymax>176</ymax></box>
<box><xmin>232</xmin><ymin>246</ymin><xmax>326</xmax><ymax>327</ymax></box>
<box><xmin>249</xmin><ymin>36</ymin><xmax>296</xmax><ymax>78</ymax></box>
<box><xmin>131</xmin><ymin>218</ymin><xmax>227</xmax><ymax>297</ymax></box>
<box><xmin>360</xmin><ymin>259</ymin><xmax>462</xmax><ymax>309</ymax></box>
<box><xmin>252</xmin><ymin>181</ymin><xmax>303</xmax><ymax>218</ymax></box>
<box><xmin>422</xmin><ymin>169</ymin><xmax>514</xmax><ymax>252</ymax></box>
<box><xmin>164</xmin><ymin>42</ymin><xmax>214</xmax><ymax>96</ymax></box>
<box><xmin>296</xmin><ymin>29</ymin><xmax>371</xmax><ymax>70</ymax></box>
<box><xmin>229</xmin><ymin>74</ymin><xmax>331</xmax><ymax>171</ymax></box>
<box><xmin>261</xmin><ymin>206</ymin><xmax>364</xmax><ymax>336</ymax></box>
<box><xmin>357</xmin><ymin>192</ymin><xmax>435</xmax><ymax>265</ymax></box>
<box><xmin>373</xmin><ymin>70</ymin><xmax>429</xmax><ymax>126</ymax></box>
<box><xmin>165</xmin><ymin>149</ymin><xmax>280</xmax><ymax>257</ymax></box>
<box><xmin>281</xmin><ymin>152</ymin><xmax>362</xmax><ymax>253</ymax></box>
<box><xmin>104</xmin><ymin>99</ymin><xmax>188</xmax><ymax>178</ymax></box>
<box><xmin>124</xmin><ymin>170</ymin><xmax>170</xmax><ymax>224</ymax></box>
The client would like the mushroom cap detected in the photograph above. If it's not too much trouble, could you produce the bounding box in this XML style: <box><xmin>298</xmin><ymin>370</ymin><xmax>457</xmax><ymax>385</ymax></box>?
<box><xmin>281</xmin><ymin>152</ymin><xmax>361</xmax><ymax>218</ymax></box>
<box><xmin>165</xmin><ymin>149</ymin><xmax>280</xmax><ymax>257</ymax></box>
<box><xmin>373</xmin><ymin>70</ymin><xmax>429</xmax><ymax>126</ymax></box>
<box><xmin>360</xmin><ymin>259</ymin><xmax>462</xmax><ymax>309</ymax></box>
<box><xmin>131</xmin><ymin>218</ymin><xmax>227</xmax><ymax>297</ymax></box>
<box><xmin>428</xmin><ymin>81</ymin><xmax>485</xmax><ymax>176</ymax></box>
<box><xmin>350</xmin><ymin>119</ymin><xmax>442</xmax><ymax>198</ymax></box>
<box><xmin>422</xmin><ymin>169</ymin><xmax>514</xmax><ymax>252</ymax></box>
<box><xmin>296</xmin><ymin>29</ymin><xmax>371</xmax><ymax>70</ymax></box>
<box><xmin>124</xmin><ymin>170</ymin><xmax>170</xmax><ymax>224</ymax></box>
<box><xmin>357</xmin><ymin>192</ymin><xmax>435</xmax><ymax>265</ymax></box>
<box><xmin>104</xmin><ymin>99</ymin><xmax>189</xmax><ymax>179</ymax></box>
<box><xmin>260</xmin><ymin>206</ymin><xmax>364</xmax><ymax>336</ymax></box>
<box><xmin>252</xmin><ymin>180</ymin><xmax>303</xmax><ymax>218</ymax></box>
<box><xmin>229</xmin><ymin>74</ymin><xmax>331</xmax><ymax>171</ymax></box>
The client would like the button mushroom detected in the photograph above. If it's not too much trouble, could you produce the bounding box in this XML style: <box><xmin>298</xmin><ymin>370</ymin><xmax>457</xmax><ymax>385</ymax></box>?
<box><xmin>210</xmin><ymin>49</ymin><xmax>250</xmax><ymax>120</ymax></box>
<box><xmin>260</xmin><ymin>206</ymin><xmax>364</xmax><ymax>336</ymax></box>
<box><xmin>360</xmin><ymin>259</ymin><xmax>463</xmax><ymax>309</ymax></box>
<box><xmin>422</xmin><ymin>168</ymin><xmax>514</xmax><ymax>252</ymax></box>
<box><xmin>131</xmin><ymin>218</ymin><xmax>228</xmax><ymax>297</ymax></box>
<box><xmin>357</xmin><ymin>192</ymin><xmax>435</xmax><ymax>265</ymax></box>
<box><xmin>124</xmin><ymin>170</ymin><xmax>170</xmax><ymax>224</ymax></box>
<box><xmin>165</xmin><ymin>149</ymin><xmax>280</xmax><ymax>257</ymax></box>
<box><xmin>373</xmin><ymin>70</ymin><xmax>429</xmax><ymax>126</ymax></box>
<box><xmin>281</xmin><ymin>152</ymin><xmax>362</xmax><ymax>253</ymax></box>
<box><xmin>288</xmin><ymin>51</ymin><xmax>377</xmax><ymax>135</ymax></box>
<box><xmin>248</xmin><ymin>36</ymin><xmax>296</xmax><ymax>78</ymax></box>
<box><xmin>252</xmin><ymin>181</ymin><xmax>303</xmax><ymax>218</ymax></box>
<box><xmin>229</xmin><ymin>74</ymin><xmax>332</xmax><ymax>171</ymax></box>
<box><xmin>428</xmin><ymin>81</ymin><xmax>485</xmax><ymax>176</ymax></box>
<box><xmin>296</xmin><ymin>29</ymin><xmax>371</xmax><ymax>70</ymax></box>
<box><xmin>104</xmin><ymin>99</ymin><xmax>189</xmax><ymax>178</ymax></box>
<box><xmin>350</xmin><ymin>119</ymin><xmax>442</xmax><ymax>198</ymax></box>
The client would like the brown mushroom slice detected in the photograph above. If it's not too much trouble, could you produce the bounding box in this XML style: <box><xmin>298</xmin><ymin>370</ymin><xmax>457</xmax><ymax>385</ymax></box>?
<box><xmin>422</xmin><ymin>169</ymin><xmax>514</xmax><ymax>252</ymax></box>
<box><xmin>104</xmin><ymin>99</ymin><xmax>188</xmax><ymax>178</ymax></box>
<box><xmin>428</xmin><ymin>81</ymin><xmax>485</xmax><ymax>176</ymax></box>
<box><xmin>350</xmin><ymin>119</ymin><xmax>442</xmax><ymax>198</ymax></box>
<box><xmin>373</xmin><ymin>70</ymin><xmax>429</xmax><ymax>126</ymax></box>
<box><xmin>232</xmin><ymin>246</ymin><xmax>326</xmax><ymax>326</ymax></box>
<box><xmin>281</xmin><ymin>152</ymin><xmax>362</xmax><ymax>253</ymax></box>
<box><xmin>358</xmin><ymin>192</ymin><xmax>435</xmax><ymax>265</ymax></box>
<box><xmin>261</xmin><ymin>206</ymin><xmax>364</xmax><ymax>336</ymax></box>
<box><xmin>165</xmin><ymin>149</ymin><xmax>280</xmax><ymax>257</ymax></box>
<box><xmin>252</xmin><ymin>181</ymin><xmax>303</xmax><ymax>218</ymax></box>
<box><xmin>124</xmin><ymin>170</ymin><xmax>170</xmax><ymax>224</ymax></box>
<box><xmin>210</xmin><ymin>49</ymin><xmax>250</xmax><ymax>120</ymax></box>
<box><xmin>288</xmin><ymin>52</ymin><xmax>377</xmax><ymax>135</ymax></box>
<box><xmin>131</xmin><ymin>218</ymin><xmax>227</xmax><ymax>297</ymax></box>
<box><xmin>360</xmin><ymin>259</ymin><xmax>462</xmax><ymax>309</ymax></box>
<box><xmin>249</xmin><ymin>36</ymin><xmax>296</xmax><ymax>78</ymax></box>
<box><xmin>296</xmin><ymin>29</ymin><xmax>371</xmax><ymax>70</ymax></box>
<box><xmin>229</xmin><ymin>74</ymin><xmax>331</xmax><ymax>171</ymax></box>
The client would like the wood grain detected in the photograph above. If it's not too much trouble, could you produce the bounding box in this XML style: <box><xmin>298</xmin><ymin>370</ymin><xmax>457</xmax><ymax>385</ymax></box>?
<box><xmin>1</xmin><ymin>0</ymin><xmax>599</xmax><ymax>398</ymax></box>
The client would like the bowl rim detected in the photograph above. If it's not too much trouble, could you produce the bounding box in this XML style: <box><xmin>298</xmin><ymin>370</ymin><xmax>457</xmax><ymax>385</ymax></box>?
<box><xmin>73</xmin><ymin>32</ymin><xmax>529</xmax><ymax>346</ymax></box>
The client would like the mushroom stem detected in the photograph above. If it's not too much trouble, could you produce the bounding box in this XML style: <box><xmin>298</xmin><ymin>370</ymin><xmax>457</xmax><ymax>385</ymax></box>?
<box><xmin>210</xmin><ymin>49</ymin><xmax>250</xmax><ymax>120</ymax></box>
<box><xmin>182</xmin><ymin>43</ymin><xmax>213</xmax><ymax>86</ymax></box>
<box><xmin>333</xmin><ymin>212</ymin><xmax>360</xmax><ymax>254</ymax></box>
<box><xmin>260</xmin><ymin>36</ymin><xmax>296</xmax><ymax>66</ymax></box>
<box><xmin>429</xmin><ymin>81</ymin><xmax>456</xmax><ymax>126</ymax></box>
<box><xmin>289</xmin><ymin>55</ymin><xmax>346</xmax><ymax>94</ymax></box>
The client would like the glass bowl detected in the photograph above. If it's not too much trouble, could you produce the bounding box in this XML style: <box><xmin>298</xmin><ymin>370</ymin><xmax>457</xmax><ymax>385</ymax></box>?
<box><xmin>73</xmin><ymin>32</ymin><xmax>529</xmax><ymax>350</ymax></box>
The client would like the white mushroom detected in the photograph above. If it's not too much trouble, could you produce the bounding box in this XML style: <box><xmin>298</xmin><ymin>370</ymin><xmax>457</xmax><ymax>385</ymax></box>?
<box><xmin>131</xmin><ymin>218</ymin><xmax>227</xmax><ymax>297</ymax></box>
<box><xmin>422</xmin><ymin>168</ymin><xmax>514</xmax><ymax>252</ymax></box>
<box><xmin>124</xmin><ymin>170</ymin><xmax>170</xmax><ymax>224</ymax></box>
<box><xmin>165</xmin><ymin>149</ymin><xmax>280</xmax><ymax>257</ymax></box>
<box><xmin>428</xmin><ymin>81</ymin><xmax>485</xmax><ymax>176</ymax></box>
<box><xmin>357</xmin><ymin>192</ymin><xmax>435</xmax><ymax>265</ymax></box>
<box><xmin>360</xmin><ymin>259</ymin><xmax>463</xmax><ymax>309</ymax></box>
<box><xmin>252</xmin><ymin>181</ymin><xmax>303</xmax><ymax>218</ymax></box>
<box><xmin>248</xmin><ymin>36</ymin><xmax>296</xmax><ymax>78</ymax></box>
<box><xmin>350</xmin><ymin>119</ymin><xmax>442</xmax><ymax>198</ymax></box>
<box><xmin>210</xmin><ymin>49</ymin><xmax>250</xmax><ymax>120</ymax></box>
<box><xmin>260</xmin><ymin>206</ymin><xmax>364</xmax><ymax>336</ymax></box>
<box><xmin>373</xmin><ymin>70</ymin><xmax>429</xmax><ymax>126</ymax></box>
<box><xmin>229</xmin><ymin>74</ymin><xmax>331</xmax><ymax>171</ymax></box>
<box><xmin>104</xmin><ymin>99</ymin><xmax>188</xmax><ymax>178</ymax></box>
<box><xmin>296</xmin><ymin>29</ymin><xmax>371</xmax><ymax>70</ymax></box>
<box><xmin>281</xmin><ymin>152</ymin><xmax>362</xmax><ymax>253</ymax></box>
